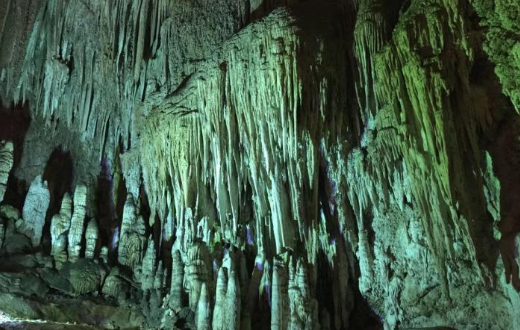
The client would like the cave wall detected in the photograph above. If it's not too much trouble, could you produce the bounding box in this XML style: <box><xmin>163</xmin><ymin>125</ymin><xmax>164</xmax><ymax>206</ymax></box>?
<box><xmin>1</xmin><ymin>0</ymin><xmax>520</xmax><ymax>329</ymax></box>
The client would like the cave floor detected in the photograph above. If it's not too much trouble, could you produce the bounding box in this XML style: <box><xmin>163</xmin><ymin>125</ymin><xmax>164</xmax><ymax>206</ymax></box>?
<box><xmin>0</xmin><ymin>319</ymin><xmax>115</xmax><ymax>330</ymax></box>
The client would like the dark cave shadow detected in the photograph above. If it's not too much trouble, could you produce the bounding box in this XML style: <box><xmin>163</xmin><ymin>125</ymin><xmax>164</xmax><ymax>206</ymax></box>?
<box><xmin>109</xmin><ymin>161</ymin><xmax>128</xmax><ymax>266</ymax></box>
<box><xmin>459</xmin><ymin>3</ymin><xmax>518</xmax><ymax>288</ymax></box>
<box><xmin>41</xmin><ymin>147</ymin><xmax>74</xmax><ymax>254</ymax></box>
<box><xmin>289</xmin><ymin>1</ymin><xmax>384</xmax><ymax>329</ymax></box>
<box><xmin>249</xmin><ymin>0</ymin><xmax>305</xmax><ymax>22</ymax></box>
<box><xmin>96</xmin><ymin>157</ymin><xmax>117</xmax><ymax>260</ymax></box>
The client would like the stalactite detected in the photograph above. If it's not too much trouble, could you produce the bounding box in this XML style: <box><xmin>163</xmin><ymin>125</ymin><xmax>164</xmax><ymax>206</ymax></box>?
<box><xmin>134</xmin><ymin>0</ymin><xmax>149</xmax><ymax>83</ymax></box>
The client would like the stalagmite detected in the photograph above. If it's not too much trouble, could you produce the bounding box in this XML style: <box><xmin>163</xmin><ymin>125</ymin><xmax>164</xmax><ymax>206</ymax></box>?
<box><xmin>118</xmin><ymin>194</ymin><xmax>147</xmax><ymax>267</ymax></box>
<box><xmin>212</xmin><ymin>266</ymin><xmax>228</xmax><ymax>330</ymax></box>
<box><xmin>154</xmin><ymin>260</ymin><xmax>164</xmax><ymax>290</ymax></box>
<box><xmin>185</xmin><ymin>242</ymin><xmax>210</xmax><ymax>309</ymax></box>
<box><xmin>271</xmin><ymin>258</ymin><xmax>288</xmax><ymax>330</ymax></box>
<box><xmin>288</xmin><ymin>259</ymin><xmax>316</xmax><ymax>330</ymax></box>
<box><xmin>118</xmin><ymin>194</ymin><xmax>137</xmax><ymax>263</ymax></box>
<box><xmin>0</xmin><ymin>141</ymin><xmax>13</xmax><ymax>203</ymax></box>
<box><xmin>102</xmin><ymin>267</ymin><xmax>129</xmax><ymax>301</ymax></box>
<box><xmin>195</xmin><ymin>282</ymin><xmax>211</xmax><ymax>330</ymax></box>
<box><xmin>50</xmin><ymin>193</ymin><xmax>72</xmax><ymax>268</ymax></box>
<box><xmin>0</xmin><ymin>222</ymin><xmax>5</xmax><ymax>250</ymax></box>
<box><xmin>100</xmin><ymin>246</ymin><xmax>109</xmax><ymax>264</ymax></box>
<box><xmin>85</xmin><ymin>218</ymin><xmax>99</xmax><ymax>259</ymax></box>
<box><xmin>140</xmin><ymin>236</ymin><xmax>156</xmax><ymax>292</ymax></box>
<box><xmin>21</xmin><ymin>175</ymin><xmax>50</xmax><ymax>247</ymax></box>
<box><xmin>225</xmin><ymin>270</ymin><xmax>241</xmax><ymax>330</ymax></box>
<box><xmin>169</xmin><ymin>249</ymin><xmax>184</xmax><ymax>310</ymax></box>
<box><xmin>68</xmin><ymin>185</ymin><xmax>88</xmax><ymax>262</ymax></box>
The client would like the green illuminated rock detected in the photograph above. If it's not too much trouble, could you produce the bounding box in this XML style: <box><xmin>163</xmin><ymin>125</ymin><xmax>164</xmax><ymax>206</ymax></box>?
<box><xmin>0</xmin><ymin>0</ymin><xmax>520</xmax><ymax>329</ymax></box>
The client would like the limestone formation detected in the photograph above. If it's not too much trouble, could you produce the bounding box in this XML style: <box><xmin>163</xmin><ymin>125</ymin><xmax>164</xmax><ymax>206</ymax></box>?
<box><xmin>100</xmin><ymin>246</ymin><xmax>109</xmax><ymax>264</ymax></box>
<box><xmin>118</xmin><ymin>195</ymin><xmax>147</xmax><ymax>267</ymax></box>
<box><xmin>0</xmin><ymin>205</ymin><xmax>31</xmax><ymax>255</ymax></box>
<box><xmin>184</xmin><ymin>242</ymin><xmax>210</xmax><ymax>309</ymax></box>
<box><xmin>212</xmin><ymin>266</ymin><xmax>227</xmax><ymax>330</ymax></box>
<box><xmin>271</xmin><ymin>258</ymin><xmax>289</xmax><ymax>330</ymax></box>
<box><xmin>21</xmin><ymin>175</ymin><xmax>50</xmax><ymax>247</ymax></box>
<box><xmin>140</xmin><ymin>236</ymin><xmax>156</xmax><ymax>292</ymax></box>
<box><xmin>1</xmin><ymin>0</ymin><xmax>520</xmax><ymax>329</ymax></box>
<box><xmin>102</xmin><ymin>267</ymin><xmax>130</xmax><ymax>302</ymax></box>
<box><xmin>0</xmin><ymin>222</ymin><xmax>4</xmax><ymax>250</ymax></box>
<box><xmin>0</xmin><ymin>141</ymin><xmax>13</xmax><ymax>203</ymax></box>
<box><xmin>225</xmin><ymin>270</ymin><xmax>241</xmax><ymax>330</ymax></box>
<box><xmin>85</xmin><ymin>218</ymin><xmax>99</xmax><ymax>259</ymax></box>
<box><xmin>195</xmin><ymin>283</ymin><xmax>211</xmax><ymax>330</ymax></box>
<box><xmin>40</xmin><ymin>259</ymin><xmax>107</xmax><ymax>296</ymax></box>
<box><xmin>153</xmin><ymin>260</ymin><xmax>164</xmax><ymax>291</ymax></box>
<box><xmin>288</xmin><ymin>259</ymin><xmax>316</xmax><ymax>330</ymax></box>
<box><xmin>169</xmin><ymin>249</ymin><xmax>184</xmax><ymax>310</ymax></box>
<box><xmin>50</xmin><ymin>193</ymin><xmax>72</xmax><ymax>268</ymax></box>
<box><xmin>68</xmin><ymin>185</ymin><xmax>88</xmax><ymax>262</ymax></box>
